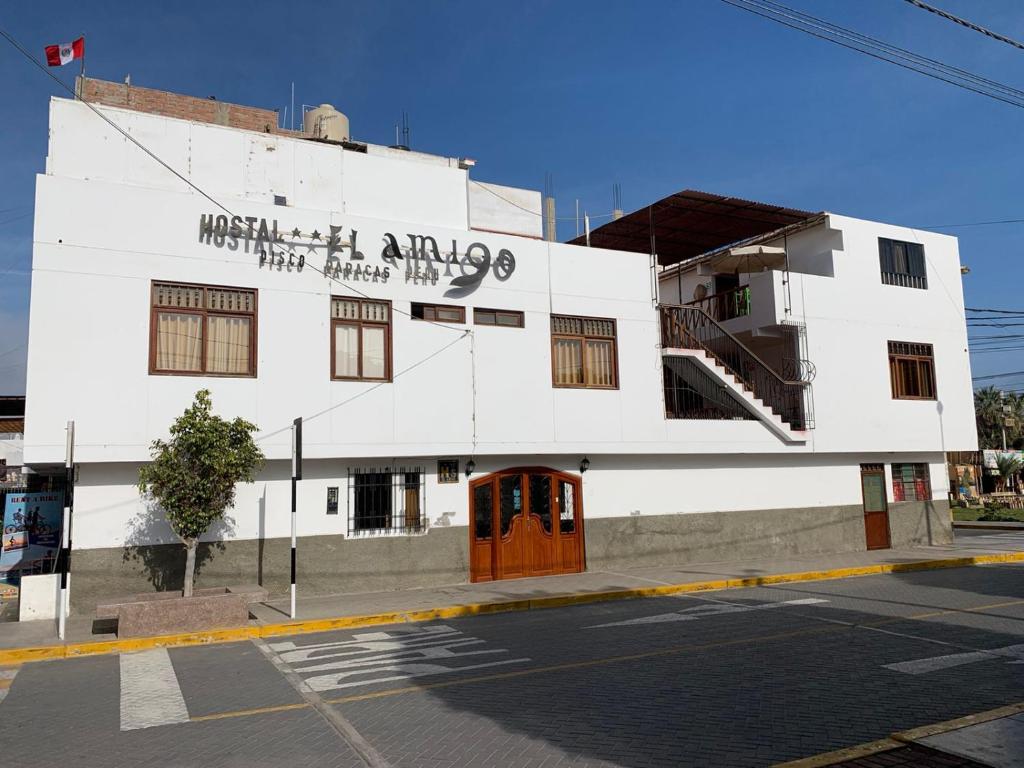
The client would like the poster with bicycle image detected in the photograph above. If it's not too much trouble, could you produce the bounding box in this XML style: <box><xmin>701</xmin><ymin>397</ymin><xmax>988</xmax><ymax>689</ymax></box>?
<box><xmin>0</xmin><ymin>492</ymin><xmax>64</xmax><ymax>583</ymax></box>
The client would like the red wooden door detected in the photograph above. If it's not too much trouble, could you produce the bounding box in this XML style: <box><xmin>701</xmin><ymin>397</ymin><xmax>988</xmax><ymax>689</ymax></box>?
<box><xmin>860</xmin><ymin>464</ymin><xmax>891</xmax><ymax>550</ymax></box>
<box><xmin>469</xmin><ymin>468</ymin><xmax>584</xmax><ymax>582</ymax></box>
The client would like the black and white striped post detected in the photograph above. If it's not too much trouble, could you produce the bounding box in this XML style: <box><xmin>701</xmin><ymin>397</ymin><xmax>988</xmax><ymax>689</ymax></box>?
<box><xmin>58</xmin><ymin>420</ymin><xmax>75</xmax><ymax>640</ymax></box>
<box><xmin>290</xmin><ymin>417</ymin><xmax>302</xmax><ymax>619</ymax></box>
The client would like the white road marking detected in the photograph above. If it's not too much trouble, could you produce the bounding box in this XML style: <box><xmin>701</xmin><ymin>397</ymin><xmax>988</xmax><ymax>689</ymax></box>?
<box><xmin>0</xmin><ymin>667</ymin><xmax>17</xmax><ymax>705</ymax></box>
<box><xmin>119</xmin><ymin>648</ymin><xmax>190</xmax><ymax>731</ymax></box>
<box><xmin>585</xmin><ymin>598</ymin><xmax>830</xmax><ymax>628</ymax></box>
<box><xmin>883</xmin><ymin>643</ymin><xmax>1024</xmax><ymax>675</ymax></box>
<box><xmin>268</xmin><ymin>624</ymin><xmax>530</xmax><ymax>694</ymax></box>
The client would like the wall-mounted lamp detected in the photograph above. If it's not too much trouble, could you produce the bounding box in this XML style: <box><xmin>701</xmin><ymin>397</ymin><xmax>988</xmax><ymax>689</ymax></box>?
<box><xmin>465</xmin><ymin>459</ymin><xmax>476</xmax><ymax>477</ymax></box>
<box><xmin>579</xmin><ymin>457</ymin><xmax>590</xmax><ymax>474</ymax></box>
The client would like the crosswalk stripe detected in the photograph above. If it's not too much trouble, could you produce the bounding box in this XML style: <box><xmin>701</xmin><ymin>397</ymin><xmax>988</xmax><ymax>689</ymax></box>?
<box><xmin>0</xmin><ymin>667</ymin><xmax>17</xmax><ymax>704</ymax></box>
<box><xmin>119</xmin><ymin>649</ymin><xmax>190</xmax><ymax>731</ymax></box>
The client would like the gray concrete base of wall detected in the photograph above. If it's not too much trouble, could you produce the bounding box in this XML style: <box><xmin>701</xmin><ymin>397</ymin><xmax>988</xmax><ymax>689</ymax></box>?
<box><xmin>68</xmin><ymin>500</ymin><xmax>951</xmax><ymax>612</ymax></box>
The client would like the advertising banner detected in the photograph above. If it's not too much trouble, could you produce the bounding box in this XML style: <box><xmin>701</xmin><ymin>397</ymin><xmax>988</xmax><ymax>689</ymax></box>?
<box><xmin>0</xmin><ymin>491</ymin><xmax>64</xmax><ymax>582</ymax></box>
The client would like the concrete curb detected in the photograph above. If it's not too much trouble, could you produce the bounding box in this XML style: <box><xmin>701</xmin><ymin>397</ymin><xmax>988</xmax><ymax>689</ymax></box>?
<box><xmin>2</xmin><ymin>550</ymin><xmax>1023</xmax><ymax>666</ymax></box>
<box><xmin>772</xmin><ymin>701</ymin><xmax>1024</xmax><ymax>767</ymax></box>
<box><xmin>953</xmin><ymin>520</ymin><xmax>1024</xmax><ymax>530</ymax></box>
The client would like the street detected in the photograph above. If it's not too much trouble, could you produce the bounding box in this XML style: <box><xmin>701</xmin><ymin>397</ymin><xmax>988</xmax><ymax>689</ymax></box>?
<box><xmin>3</xmin><ymin>539</ymin><xmax>1024</xmax><ymax>767</ymax></box>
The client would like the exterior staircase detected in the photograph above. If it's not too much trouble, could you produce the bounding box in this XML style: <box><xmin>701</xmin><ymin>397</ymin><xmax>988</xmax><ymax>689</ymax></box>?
<box><xmin>660</xmin><ymin>304</ymin><xmax>810</xmax><ymax>440</ymax></box>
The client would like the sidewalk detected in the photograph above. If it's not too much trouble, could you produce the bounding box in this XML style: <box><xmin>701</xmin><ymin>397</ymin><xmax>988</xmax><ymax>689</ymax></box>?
<box><xmin>1</xmin><ymin>531</ymin><xmax>1022</xmax><ymax>659</ymax></box>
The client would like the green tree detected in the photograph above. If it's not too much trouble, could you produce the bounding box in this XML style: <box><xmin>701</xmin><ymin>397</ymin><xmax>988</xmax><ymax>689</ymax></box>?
<box><xmin>974</xmin><ymin>386</ymin><xmax>1005</xmax><ymax>449</ymax></box>
<box><xmin>137</xmin><ymin>390</ymin><xmax>264</xmax><ymax>597</ymax></box>
<box><xmin>994</xmin><ymin>452</ymin><xmax>1023</xmax><ymax>493</ymax></box>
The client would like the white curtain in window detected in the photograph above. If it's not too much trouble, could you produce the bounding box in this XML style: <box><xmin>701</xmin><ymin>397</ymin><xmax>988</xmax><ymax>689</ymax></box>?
<box><xmin>207</xmin><ymin>316</ymin><xmax>251</xmax><ymax>374</ymax></box>
<box><xmin>586</xmin><ymin>340</ymin><xmax>614</xmax><ymax>386</ymax></box>
<box><xmin>156</xmin><ymin>312</ymin><xmax>202</xmax><ymax>371</ymax></box>
<box><xmin>553</xmin><ymin>339</ymin><xmax>583</xmax><ymax>385</ymax></box>
<box><xmin>362</xmin><ymin>326</ymin><xmax>386</xmax><ymax>379</ymax></box>
<box><xmin>334</xmin><ymin>324</ymin><xmax>359</xmax><ymax>377</ymax></box>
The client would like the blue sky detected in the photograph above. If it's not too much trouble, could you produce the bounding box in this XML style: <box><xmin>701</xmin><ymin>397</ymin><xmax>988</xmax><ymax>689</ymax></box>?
<box><xmin>1</xmin><ymin>0</ymin><xmax>1023</xmax><ymax>394</ymax></box>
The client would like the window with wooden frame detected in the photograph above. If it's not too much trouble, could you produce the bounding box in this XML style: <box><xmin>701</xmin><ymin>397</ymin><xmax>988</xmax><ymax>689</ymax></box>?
<box><xmin>891</xmin><ymin>463</ymin><xmax>931</xmax><ymax>502</ymax></box>
<box><xmin>879</xmin><ymin>237</ymin><xmax>927</xmax><ymax>289</ymax></box>
<box><xmin>411</xmin><ymin>302</ymin><xmax>465</xmax><ymax>323</ymax></box>
<box><xmin>474</xmin><ymin>308</ymin><xmax>524</xmax><ymax>328</ymax></box>
<box><xmin>332</xmin><ymin>297</ymin><xmax>392</xmax><ymax>381</ymax></box>
<box><xmin>150</xmin><ymin>282</ymin><xmax>257</xmax><ymax>377</ymax></box>
<box><xmin>551</xmin><ymin>315</ymin><xmax>618</xmax><ymax>389</ymax></box>
<box><xmin>888</xmin><ymin>341</ymin><xmax>937</xmax><ymax>400</ymax></box>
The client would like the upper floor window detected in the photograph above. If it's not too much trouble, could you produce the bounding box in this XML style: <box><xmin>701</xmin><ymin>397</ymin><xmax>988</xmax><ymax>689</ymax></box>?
<box><xmin>411</xmin><ymin>303</ymin><xmax>465</xmax><ymax>323</ymax></box>
<box><xmin>879</xmin><ymin>237</ymin><xmax>927</xmax><ymax>289</ymax></box>
<box><xmin>474</xmin><ymin>308</ymin><xmax>524</xmax><ymax>328</ymax></box>
<box><xmin>888</xmin><ymin>341</ymin><xmax>936</xmax><ymax>400</ymax></box>
<box><xmin>551</xmin><ymin>315</ymin><xmax>618</xmax><ymax>389</ymax></box>
<box><xmin>892</xmin><ymin>463</ymin><xmax>931</xmax><ymax>502</ymax></box>
<box><xmin>150</xmin><ymin>282</ymin><xmax>256</xmax><ymax>377</ymax></box>
<box><xmin>332</xmin><ymin>297</ymin><xmax>391</xmax><ymax>381</ymax></box>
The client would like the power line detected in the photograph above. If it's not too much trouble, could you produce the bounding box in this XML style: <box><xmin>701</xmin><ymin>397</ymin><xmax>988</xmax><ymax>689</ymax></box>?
<box><xmin>0</xmin><ymin>24</ymin><xmax>468</xmax><ymax>334</ymax></box>
<box><xmin>903</xmin><ymin>0</ymin><xmax>1024</xmax><ymax>52</ymax></box>
<box><xmin>718</xmin><ymin>0</ymin><xmax>1024</xmax><ymax>109</ymax></box>
<box><xmin>973</xmin><ymin>370</ymin><xmax>1024</xmax><ymax>381</ymax></box>
<box><xmin>922</xmin><ymin>217</ymin><xmax>1024</xmax><ymax>229</ymax></box>
<box><xmin>0</xmin><ymin>24</ymin><xmax>481</xmax><ymax>439</ymax></box>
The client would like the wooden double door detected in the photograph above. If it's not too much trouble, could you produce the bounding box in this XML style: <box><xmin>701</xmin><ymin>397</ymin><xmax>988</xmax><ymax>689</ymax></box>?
<box><xmin>469</xmin><ymin>467</ymin><xmax>584</xmax><ymax>582</ymax></box>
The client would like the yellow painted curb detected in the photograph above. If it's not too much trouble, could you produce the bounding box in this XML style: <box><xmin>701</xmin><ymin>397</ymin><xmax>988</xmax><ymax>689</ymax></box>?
<box><xmin>771</xmin><ymin>737</ymin><xmax>902</xmax><ymax>767</ymax></box>
<box><xmin>1</xmin><ymin>550</ymin><xmax>1022</xmax><ymax>666</ymax></box>
<box><xmin>775</xmin><ymin>700</ymin><xmax>1024</xmax><ymax>766</ymax></box>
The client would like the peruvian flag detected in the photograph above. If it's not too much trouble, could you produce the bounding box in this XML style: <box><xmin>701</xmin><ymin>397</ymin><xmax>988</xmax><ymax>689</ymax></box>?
<box><xmin>45</xmin><ymin>37</ymin><xmax>84</xmax><ymax>67</ymax></box>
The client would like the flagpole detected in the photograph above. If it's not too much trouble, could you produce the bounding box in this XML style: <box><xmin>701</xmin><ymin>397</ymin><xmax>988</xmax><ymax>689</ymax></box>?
<box><xmin>77</xmin><ymin>34</ymin><xmax>85</xmax><ymax>98</ymax></box>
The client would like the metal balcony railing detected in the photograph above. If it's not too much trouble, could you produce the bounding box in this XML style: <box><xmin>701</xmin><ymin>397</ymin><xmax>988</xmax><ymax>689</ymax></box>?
<box><xmin>660</xmin><ymin>304</ymin><xmax>808</xmax><ymax>431</ymax></box>
<box><xmin>686</xmin><ymin>285</ymin><xmax>751</xmax><ymax>322</ymax></box>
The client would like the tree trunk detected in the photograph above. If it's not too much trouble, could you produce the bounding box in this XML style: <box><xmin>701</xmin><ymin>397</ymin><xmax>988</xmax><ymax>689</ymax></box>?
<box><xmin>183</xmin><ymin>539</ymin><xmax>197</xmax><ymax>598</ymax></box>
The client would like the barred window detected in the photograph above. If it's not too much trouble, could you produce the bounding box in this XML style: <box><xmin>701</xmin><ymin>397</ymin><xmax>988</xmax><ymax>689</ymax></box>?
<box><xmin>332</xmin><ymin>297</ymin><xmax>391</xmax><ymax>381</ymax></box>
<box><xmin>150</xmin><ymin>281</ymin><xmax>256</xmax><ymax>376</ymax></box>
<box><xmin>889</xmin><ymin>341</ymin><xmax>936</xmax><ymax>400</ymax></box>
<box><xmin>551</xmin><ymin>315</ymin><xmax>618</xmax><ymax>389</ymax></box>
<box><xmin>879</xmin><ymin>237</ymin><xmax>927</xmax><ymax>290</ymax></box>
<box><xmin>347</xmin><ymin>466</ymin><xmax>424</xmax><ymax>535</ymax></box>
<box><xmin>892</xmin><ymin>463</ymin><xmax>931</xmax><ymax>502</ymax></box>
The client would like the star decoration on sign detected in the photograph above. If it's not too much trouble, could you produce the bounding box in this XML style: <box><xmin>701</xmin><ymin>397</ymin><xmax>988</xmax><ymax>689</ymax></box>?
<box><xmin>310</xmin><ymin>230</ymin><xmax>321</xmax><ymax>241</ymax></box>
<box><xmin>291</xmin><ymin>228</ymin><xmax>301</xmax><ymax>239</ymax></box>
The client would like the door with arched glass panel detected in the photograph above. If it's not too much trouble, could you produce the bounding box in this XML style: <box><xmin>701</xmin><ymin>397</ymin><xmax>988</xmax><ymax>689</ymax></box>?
<box><xmin>469</xmin><ymin>467</ymin><xmax>583</xmax><ymax>582</ymax></box>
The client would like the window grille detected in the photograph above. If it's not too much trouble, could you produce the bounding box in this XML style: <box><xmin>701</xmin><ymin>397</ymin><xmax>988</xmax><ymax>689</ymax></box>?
<box><xmin>346</xmin><ymin>466</ymin><xmax>425</xmax><ymax>536</ymax></box>
<box><xmin>879</xmin><ymin>237</ymin><xmax>927</xmax><ymax>290</ymax></box>
<box><xmin>892</xmin><ymin>463</ymin><xmax>931</xmax><ymax>502</ymax></box>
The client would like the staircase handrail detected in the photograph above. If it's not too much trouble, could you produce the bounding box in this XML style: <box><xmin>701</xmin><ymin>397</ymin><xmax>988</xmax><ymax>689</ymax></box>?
<box><xmin>659</xmin><ymin>303</ymin><xmax>809</xmax><ymax>430</ymax></box>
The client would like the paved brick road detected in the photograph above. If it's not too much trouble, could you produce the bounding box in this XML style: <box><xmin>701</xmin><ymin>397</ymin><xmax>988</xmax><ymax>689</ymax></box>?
<box><xmin>1</xmin><ymin>554</ymin><xmax>1023</xmax><ymax>767</ymax></box>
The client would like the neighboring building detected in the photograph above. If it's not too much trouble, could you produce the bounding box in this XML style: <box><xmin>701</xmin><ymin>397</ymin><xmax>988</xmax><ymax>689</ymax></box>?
<box><xmin>0</xmin><ymin>396</ymin><xmax>25</xmax><ymax>485</ymax></box>
<box><xmin>23</xmin><ymin>79</ymin><xmax>977</xmax><ymax>609</ymax></box>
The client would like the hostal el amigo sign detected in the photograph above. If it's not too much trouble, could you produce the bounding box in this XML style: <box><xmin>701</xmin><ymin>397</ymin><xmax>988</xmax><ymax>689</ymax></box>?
<box><xmin>198</xmin><ymin>214</ymin><xmax>517</xmax><ymax>298</ymax></box>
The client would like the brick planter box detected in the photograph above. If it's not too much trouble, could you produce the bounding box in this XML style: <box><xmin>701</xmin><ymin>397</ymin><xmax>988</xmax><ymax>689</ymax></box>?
<box><xmin>96</xmin><ymin>585</ymin><xmax>268</xmax><ymax>638</ymax></box>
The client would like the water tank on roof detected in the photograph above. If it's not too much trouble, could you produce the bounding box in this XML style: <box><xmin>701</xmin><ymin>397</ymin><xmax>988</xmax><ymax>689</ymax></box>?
<box><xmin>304</xmin><ymin>103</ymin><xmax>350</xmax><ymax>142</ymax></box>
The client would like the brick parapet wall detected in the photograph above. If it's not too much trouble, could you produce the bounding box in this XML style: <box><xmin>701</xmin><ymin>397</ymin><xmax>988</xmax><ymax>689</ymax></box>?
<box><xmin>78</xmin><ymin>77</ymin><xmax>303</xmax><ymax>137</ymax></box>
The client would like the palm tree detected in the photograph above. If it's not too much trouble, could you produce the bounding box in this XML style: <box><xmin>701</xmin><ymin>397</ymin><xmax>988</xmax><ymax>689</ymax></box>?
<box><xmin>975</xmin><ymin>387</ymin><xmax>1014</xmax><ymax>449</ymax></box>
<box><xmin>994</xmin><ymin>452</ymin><xmax>1023</xmax><ymax>493</ymax></box>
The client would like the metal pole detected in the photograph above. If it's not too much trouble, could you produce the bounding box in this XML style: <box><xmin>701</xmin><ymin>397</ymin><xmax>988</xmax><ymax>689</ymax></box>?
<box><xmin>58</xmin><ymin>420</ymin><xmax>74</xmax><ymax>640</ymax></box>
<box><xmin>290</xmin><ymin>417</ymin><xmax>302</xmax><ymax>619</ymax></box>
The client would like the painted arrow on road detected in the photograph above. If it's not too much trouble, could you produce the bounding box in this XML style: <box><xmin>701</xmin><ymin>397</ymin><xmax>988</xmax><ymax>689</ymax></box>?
<box><xmin>584</xmin><ymin>598</ymin><xmax>830</xmax><ymax>629</ymax></box>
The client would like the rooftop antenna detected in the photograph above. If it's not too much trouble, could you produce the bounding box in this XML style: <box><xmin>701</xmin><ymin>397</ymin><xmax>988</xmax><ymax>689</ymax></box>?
<box><xmin>403</xmin><ymin>111</ymin><xmax>410</xmax><ymax>149</ymax></box>
<box><xmin>290</xmin><ymin>82</ymin><xmax>295</xmax><ymax>131</ymax></box>
<box><xmin>613</xmin><ymin>183</ymin><xmax>624</xmax><ymax>220</ymax></box>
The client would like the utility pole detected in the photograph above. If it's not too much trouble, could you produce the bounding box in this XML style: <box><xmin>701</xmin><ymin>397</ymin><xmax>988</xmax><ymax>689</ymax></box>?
<box><xmin>1001</xmin><ymin>390</ymin><xmax>1010</xmax><ymax>452</ymax></box>
<box><xmin>290</xmin><ymin>417</ymin><xmax>302</xmax><ymax>619</ymax></box>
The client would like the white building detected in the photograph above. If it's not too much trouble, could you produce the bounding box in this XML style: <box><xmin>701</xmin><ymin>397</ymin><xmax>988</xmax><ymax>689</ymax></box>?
<box><xmin>23</xmin><ymin>79</ymin><xmax>977</xmax><ymax>608</ymax></box>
